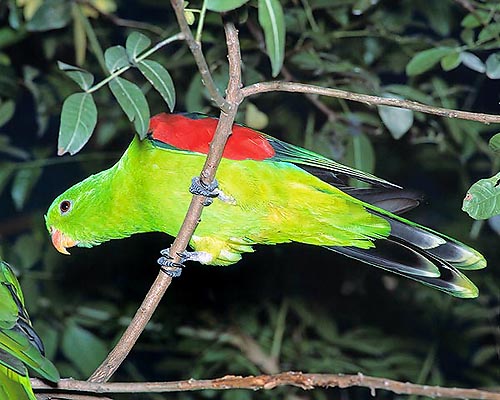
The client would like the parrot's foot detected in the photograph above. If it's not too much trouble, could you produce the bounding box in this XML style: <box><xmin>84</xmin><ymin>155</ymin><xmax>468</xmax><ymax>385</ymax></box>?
<box><xmin>157</xmin><ymin>248</ymin><xmax>213</xmax><ymax>276</ymax></box>
<box><xmin>190</xmin><ymin>177</ymin><xmax>219</xmax><ymax>206</ymax></box>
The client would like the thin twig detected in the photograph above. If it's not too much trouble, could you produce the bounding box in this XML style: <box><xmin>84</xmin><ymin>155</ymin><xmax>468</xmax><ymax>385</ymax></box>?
<box><xmin>170</xmin><ymin>0</ymin><xmax>231</xmax><ymax>112</ymax></box>
<box><xmin>32</xmin><ymin>372</ymin><xmax>500</xmax><ymax>399</ymax></box>
<box><xmin>87</xmin><ymin>17</ymin><xmax>243</xmax><ymax>384</ymax></box>
<box><xmin>241</xmin><ymin>81</ymin><xmax>500</xmax><ymax>124</ymax></box>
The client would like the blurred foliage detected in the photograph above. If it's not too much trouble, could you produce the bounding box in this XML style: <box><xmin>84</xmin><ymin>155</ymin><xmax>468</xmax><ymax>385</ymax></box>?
<box><xmin>0</xmin><ymin>0</ymin><xmax>499</xmax><ymax>399</ymax></box>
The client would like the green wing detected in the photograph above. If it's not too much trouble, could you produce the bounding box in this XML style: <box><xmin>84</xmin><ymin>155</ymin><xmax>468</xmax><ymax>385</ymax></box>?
<box><xmin>0</xmin><ymin>260</ymin><xmax>59</xmax><ymax>400</ymax></box>
<box><xmin>266</xmin><ymin>134</ymin><xmax>401</xmax><ymax>189</ymax></box>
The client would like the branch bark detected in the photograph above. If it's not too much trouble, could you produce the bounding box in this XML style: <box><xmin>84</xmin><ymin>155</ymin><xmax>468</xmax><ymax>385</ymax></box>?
<box><xmin>242</xmin><ymin>81</ymin><xmax>500</xmax><ymax>124</ymax></box>
<box><xmin>32</xmin><ymin>372</ymin><xmax>500</xmax><ymax>400</ymax></box>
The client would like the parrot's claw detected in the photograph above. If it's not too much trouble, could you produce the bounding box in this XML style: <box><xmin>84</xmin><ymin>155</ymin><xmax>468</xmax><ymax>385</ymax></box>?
<box><xmin>158</xmin><ymin>248</ymin><xmax>213</xmax><ymax>274</ymax></box>
<box><xmin>190</xmin><ymin>177</ymin><xmax>219</xmax><ymax>206</ymax></box>
<box><xmin>158</xmin><ymin>261</ymin><xmax>184</xmax><ymax>277</ymax></box>
<box><xmin>157</xmin><ymin>248</ymin><xmax>187</xmax><ymax>277</ymax></box>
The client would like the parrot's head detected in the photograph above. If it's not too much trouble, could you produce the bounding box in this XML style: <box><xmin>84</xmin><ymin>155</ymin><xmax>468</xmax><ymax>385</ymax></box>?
<box><xmin>45</xmin><ymin>174</ymin><xmax>105</xmax><ymax>255</ymax></box>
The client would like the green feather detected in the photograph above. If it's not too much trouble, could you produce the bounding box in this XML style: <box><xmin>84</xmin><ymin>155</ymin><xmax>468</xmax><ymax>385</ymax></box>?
<box><xmin>0</xmin><ymin>364</ymin><xmax>36</xmax><ymax>400</ymax></box>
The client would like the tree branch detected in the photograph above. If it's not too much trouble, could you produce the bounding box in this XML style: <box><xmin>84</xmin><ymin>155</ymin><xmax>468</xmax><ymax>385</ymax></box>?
<box><xmin>241</xmin><ymin>81</ymin><xmax>500</xmax><ymax>124</ymax></box>
<box><xmin>170</xmin><ymin>0</ymin><xmax>231</xmax><ymax>112</ymax></box>
<box><xmin>87</xmin><ymin>15</ymin><xmax>243</xmax><ymax>385</ymax></box>
<box><xmin>32</xmin><ymin>372</ymin><xmax>500</xmax><ymax>399</ymax></box>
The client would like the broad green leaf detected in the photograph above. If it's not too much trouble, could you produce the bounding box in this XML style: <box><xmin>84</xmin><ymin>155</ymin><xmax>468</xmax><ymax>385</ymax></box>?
<box><xmin>109</xmin><ymin>77</ymin><xmax>150</xmax><ymax>138</ymax></box>
<box><xmin>138</xmin><ymin>60</ymin><xmax>175</xmax><ymax>111</ymax></box>
<box><xmin>57</xmin><ymin>61</ymin><xmax>94</xmax><ymax>90</ymax></box>
<box><xmin>104</xmin><ymin>45</ymin><xmax>129</xmax><ymax>73</ymax></box>
<box><xmin>485</xmin><ymin>53</ymin><xmax>500</xmax><ymax>79</ymax></box>
<box><xmin>344</xmin><ymin>133</ymin><xmax>374</xmax><ymax>188</ymax></box>
<box><xmin>0</xmin><ymin>100</ymin><xmax>15</xmax><ymax>127</ymax></box>
<box><xmin>58</xmin><ymin>93</ymin><xmax>98</xmax><ymax>155</ymax></box>
<box><xmin>440</xmin><ymin>52</ymin><xmax>461</xmax><ymax>71</ymax></box>
<box><xmin>11</xmin><ymin>167</ymin><xmax>42</xmax><ymax>210</ymax></box>
<box><xmin>62</xmin><ymin>320</ymin><xmax>108</xmax><ymax>377</ymax></box>
<box><xmin>460</xmin><ymin>52</ymin><xmax>485</xmax><ymax>73</ymax></box>
<box><xmin>206</xmin><ymin>0</ymin><xmax>250</xmax><ymax>12</ymax></box>
<box><xmin>26</xmin><ymin>0</ymin><xmax>72</xmax><ymax>32</ymax></box>
<box><xmin>377</xmin><ymin>94</ymin><xmax>414</xmax><ymax>139</ymax></box>
<box><xmin>406</xmin><ymin>47</ymin><xmax>454</xmax><ymax>76</ymax></box>
<box><xmin>126</xmin><ymin>31</ymin><xmax>151</xmax><ymax>60</ymax></box>
<box><xmin>488</xmin><ymin>133</ymin><xmax>500</xmax><ymax>153</ymax></box>
<box><xmin>258</xmin><ymin>0</ymin><xmax>285</xmax><ymax>77</ymax></box>
<box><xmin>462</xmin><ymin>172</ymin><xmax>500</xmax><ymax>220</ymax></box>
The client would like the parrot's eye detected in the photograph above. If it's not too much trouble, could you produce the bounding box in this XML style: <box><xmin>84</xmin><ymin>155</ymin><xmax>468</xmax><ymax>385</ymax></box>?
<box><xmin>59</xmin><ymin>200</ymin><xmax>72</xmax><ymax>214</ymax></box>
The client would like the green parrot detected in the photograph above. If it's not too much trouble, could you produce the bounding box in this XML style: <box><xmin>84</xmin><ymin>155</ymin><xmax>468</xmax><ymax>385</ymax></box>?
<box><xmin>46</xmin><ymin>113</ymin><xmax>486</xmax><ymax>298</ymax></box>
<box><xmin>0</xmin><ymin>261</ymin><xmax>59</xmax><ymax>400</ymax></box>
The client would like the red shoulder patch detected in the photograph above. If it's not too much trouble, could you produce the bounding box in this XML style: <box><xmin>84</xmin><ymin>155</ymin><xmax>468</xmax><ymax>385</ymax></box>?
<box><xmin>149</xmin><ymin>113</ymin><xmax>275</xmax><ymax>161</ymax></box>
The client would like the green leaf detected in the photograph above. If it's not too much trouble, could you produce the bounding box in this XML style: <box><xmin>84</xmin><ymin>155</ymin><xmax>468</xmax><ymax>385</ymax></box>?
<box><xmin>488</xmin><ymin>133</ymin><xmax>500</xmax><ymax>153</ymax></box>
<box><xmin>11</xmin><ymin>167</ymin><xmax>42</xmax><ymax>210</ymax></box>
<box><xmin>245</xmin><ymin>102</ymin><xmax>268</xmax><ymax>130</ymax></box>
<box><xmin>462</xmin><ymin>172</ymin><xmax>500</xmax><ymax>220</ymax></box>
<box><xmin>26</xmin><ymin>0</ymin><xmax>72</xmax><ymax>32</ymax></box>
<box><xmin>485</xmin><ymin>53</ymin><xmax>500</xmax><ymax>79</ymax></box>
<box><xmin>344</xmin><ymin>133</ymin><xmax>374</xmax><ymax>188</ymax></box>
<box><xmin>57</xmin><ymin>61</ymin><xmax>94</xmax><ymax>90</ymax></box>
<box><xmin>109</xmin><ymin>77</ymin><xmax>150</xmax><ymax>138</ymax></box>
<box><xmin>258</xmin><ymin>0</ymin><xmax>285</xmax><ymax>77</ymax></box>
<box><xmin>206</xmin><ymin>0</ymin><xmax>250</xmax><ymax>12</ymax></box>
<box><xmin>0</xmin><ymin>100</ymin><xmax>15</xmax><ymax>127</ymax></box>
<box><xmin>461</xmin><ymin>11</ymin><xmax>490</xmax><ymax>28</ymax></box>
<box><xmin>58</xmin><ymin>93</ymin><xmax>98</xmax><ymax>156</ymax></box>
<box><xmin>104</xmin><ymin>45</ymin><xmax>130</xmax><ymax>73</ymax></box>
<box><xmin>460</xmin><ymin>52</ymin><xmax>485</xmax><ymax>73</ymax></box>
<box><xmin>478</xmin><ymin>23</ymin><xmax>500</xmax><ymax>43</ymax></box>
<box><xmin>138</xmin><ymin>60</ymin><xmax>176</xmax><ymax>111</ymax></box>
<box><xmin>440</xmin><ymin>52</ymin><xmax>461</xmax><ymax>71</ymax></box>
<box><xmin>406</xmin><ymin>47</ymin><xmax>454</xmax><ymax>76</ymax></box>
<box><xmin>377</xmin><ymin>95</ymin><xmax>414</xmax><ymax>139</ymax></box>
<box><xmin>472</xmin><ymin>345</ymin><xmax>498</xmax><ymax>366</ymax></box>
<box><xmin>62</xmin><ymin>320</ymin><xmax>108</xmax><ymax>377</ymax></box>
<box><xmin>126</xmin><ymin>31</ymin><xmax>151</xmax><ymax>60</ymax></box>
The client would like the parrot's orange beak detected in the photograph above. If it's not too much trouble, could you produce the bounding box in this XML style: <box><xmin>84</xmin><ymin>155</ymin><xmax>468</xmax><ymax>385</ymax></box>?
<box><xmin>50</xmin><ymin>228</ymin><xmax>77</xmax><ymax>255</ymax></box>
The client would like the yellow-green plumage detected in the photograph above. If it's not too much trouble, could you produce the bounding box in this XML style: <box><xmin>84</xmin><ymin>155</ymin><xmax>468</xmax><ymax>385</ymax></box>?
<box><xmin>0</xmin><ymin>261</ymin><xmax>59</xmax><ymax>400</ymax></box>
<box><xmin>45</xmin><ymin>113</ymin><xmax>486</xmax><ymax>298</ymax></box>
